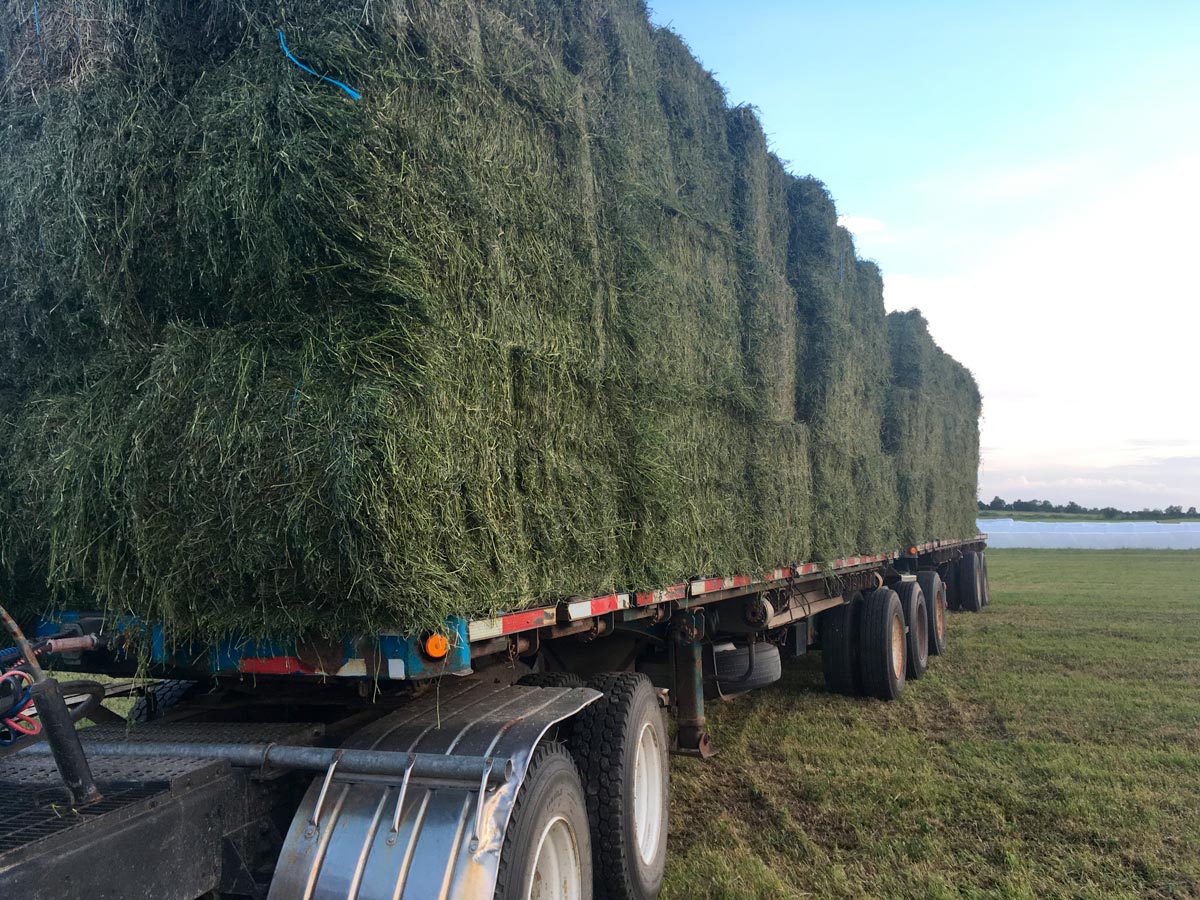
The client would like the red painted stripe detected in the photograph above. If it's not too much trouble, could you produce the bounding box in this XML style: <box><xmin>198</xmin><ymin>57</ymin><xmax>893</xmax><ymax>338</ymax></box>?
<box><xmin>502</xmin><ymin>607</ymin><xmax>555</xmax><ymax>635</ymax></box>
<box><xmin>633</xmin><ymin>584</ymin><xmax>687</xmax><ymax>606</ymax></box>
<box><xmin>239</xmin><ymin>656</ymin><xmax>315</xmax><ymax>675</ymax></box>
<box><xmin>731</xmin><ymin>574</ymin><xmax>752</xmax><ymax>588</ymax></box>
<box><xmin>590</xmin><ymin>594</ymin><xmax>621</xmax><ymax>616</ymax></box>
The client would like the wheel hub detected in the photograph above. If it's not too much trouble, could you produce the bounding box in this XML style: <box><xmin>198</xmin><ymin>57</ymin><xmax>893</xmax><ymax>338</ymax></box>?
<box><xmin>632</xmin><ymin>720</ymin><xmax>665</xmax><ymax>865</ymax></box>
<box><xmin>890</xmin><ymin>613</ymin><xmax>904</xmax><ymax>681</ymax></box>
<box><xmin>529</xmin><ymin>815</ymin><xmax>583</xmax><ymax>900</ymax></box>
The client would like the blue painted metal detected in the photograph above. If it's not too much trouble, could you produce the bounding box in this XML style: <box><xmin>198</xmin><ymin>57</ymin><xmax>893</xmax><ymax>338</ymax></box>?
<box><xmin>33</xmin><ymin>611</ymin><xmax>472</xmax><ymax>682</ymax></box>
<box><xmin>380</xmin><ymin>618</ymin><xmax>472</xmax><ymax>680</ymax></box>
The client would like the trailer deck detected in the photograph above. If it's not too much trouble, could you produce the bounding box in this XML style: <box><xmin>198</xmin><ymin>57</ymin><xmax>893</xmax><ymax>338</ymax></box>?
<box><xmin>35</xmin><ymin>535</ymin><xmax>986</xmax><ymax>685</ymax></box>
<box><xmin>3</xmin><ymin>535</ymin><xmax>989</xmax><ymax>900</ymax></box>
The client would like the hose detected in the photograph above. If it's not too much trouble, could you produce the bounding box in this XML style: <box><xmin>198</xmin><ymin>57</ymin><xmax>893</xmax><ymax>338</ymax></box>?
<box><xmin>0</xmin><ymin>600</ymin><xmax>101</xmax><ymax>804</ymax></box>
<box><xmin>0</xmin><ymin>602</ymin><xmax>45</xmax><ymax>681</ymax></box>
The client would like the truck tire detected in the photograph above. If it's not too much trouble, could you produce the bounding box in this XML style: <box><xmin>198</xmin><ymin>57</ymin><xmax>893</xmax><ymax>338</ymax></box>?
<box><xmin>859</xmin><ymin>588</ymin><xmax>907</xmax><ymax>701</ymax></box>
<box><xmin>917</xmin><ymin>571</ymin><xmax>948</xmax><ymax>656</ymax></box>
<box><xmin>128</xmin><ymin>679</ymin><xmax>196</xmax><ymax>724</ymax></box>
<box><xmin>981</xmin><ymin>553</ymin><xmax>992</xmax><ymax>606</ymax></box>
<box><xmin>713</xmin><ymin>641</ymin><xmax>782</xmax><ymax>695</ymax></box>
<box><xmin>495</xmin><ymin>741</ymin><xmax>593</xmax><ymax>900</ymax></box>
<box><xmin>941</xmin><ymin>561</ymin><xmax>961</xmax><ymax>611</ymax></box>
<box><xmin>897</xmin><ymin>582</ymin><xmax>929</xmax><ymax>680</ymax></box>
<box><xmin>570</xmin><ymin>673</ymin><xmax>668</xmax><ymax>900</ymax></box>
<box><xmin>957</xmin><ymin>552</ymin><xmax>984</xmax><ymax>612</ymax></box>
<box><xmin>519</xmin><ymin>672</ymin><xmax>586</xmax><ymax>688</ymax></box>
<box><xmin>821</xmin><ymin>591</ymin><xmax>864</xmax><ymax>696</ymax></box>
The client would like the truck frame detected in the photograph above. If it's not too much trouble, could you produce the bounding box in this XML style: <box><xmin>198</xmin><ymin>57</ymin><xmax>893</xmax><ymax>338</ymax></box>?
<box><xmin>1</xmin><ymin>535</ymin><xmax>988</xmax><ymax>900</ymax></box>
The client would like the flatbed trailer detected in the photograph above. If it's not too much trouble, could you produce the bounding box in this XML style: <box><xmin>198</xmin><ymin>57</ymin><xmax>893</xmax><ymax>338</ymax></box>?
<box><xmin>1</xmin><ymin>535</ymin><xmax>989</xmax><ymax>900</ymax></box>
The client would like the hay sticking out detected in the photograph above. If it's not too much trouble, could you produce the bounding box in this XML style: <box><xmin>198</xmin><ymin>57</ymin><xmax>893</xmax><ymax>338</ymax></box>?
<box><xmin>0</xmin><ymin>0</ymin><xmax>980</xmax><ymax>641</ymax></box>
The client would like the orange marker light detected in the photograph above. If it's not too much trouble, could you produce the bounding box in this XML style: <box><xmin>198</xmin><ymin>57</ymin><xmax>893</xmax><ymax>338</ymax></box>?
<box><xmin>909</xmin><ymin>546</ymin><xmax>917</xmax><ymax>556</ymax></box>
<box><xmin>423</xmin><ymin>633</ymin><xmax>450</xmax><ymax>660</ymax></box>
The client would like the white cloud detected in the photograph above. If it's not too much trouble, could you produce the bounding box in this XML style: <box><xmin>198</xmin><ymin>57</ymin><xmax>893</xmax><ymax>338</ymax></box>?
<box><xmin>837</xmin><ymin>214</ymin><xmax>898</xmax><ymax>247</ymax></box>
<box><xmin>837</xmin><ymin>215</ymin><xmax>886</xmax><ymax>233</ymax></box>
<box><xmin>885</xmin><ymin>154</ymin><xmax>1200</xmax><ymax>507</ymax></box>
<box><xmin>980</xmin><ymin>458</ymin><xmax>1200</xmax><ymax>508</ymax></box>
<box><xmin>920</xmin><ymin>158</ymin><xmax>1095</xmax><ymax>205</ymax></box>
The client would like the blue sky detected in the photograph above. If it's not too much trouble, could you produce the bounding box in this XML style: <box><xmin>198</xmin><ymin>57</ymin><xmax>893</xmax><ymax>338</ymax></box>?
<box><xmin>648</xmin><ymin>1</ymin><xmax>1200</xmax><ymax>510</ymax></box>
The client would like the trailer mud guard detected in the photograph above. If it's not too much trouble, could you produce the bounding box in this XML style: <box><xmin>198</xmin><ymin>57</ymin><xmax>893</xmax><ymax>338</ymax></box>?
<box><xmin>266</xmin><ymin>680</ymin><xmax>600</xmax><ymax>900</ymax></box>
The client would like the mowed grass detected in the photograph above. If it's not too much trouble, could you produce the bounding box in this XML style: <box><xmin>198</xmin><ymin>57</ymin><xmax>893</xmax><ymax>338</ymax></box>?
<box><xmin>661</xmin><ymin>550</ymin><xmax>1200</xmax><ymax>899</ymax></box>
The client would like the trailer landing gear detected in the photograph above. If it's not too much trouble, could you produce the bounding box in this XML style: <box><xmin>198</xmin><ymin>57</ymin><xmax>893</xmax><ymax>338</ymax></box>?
<box><xmin>670</xmin><ymin>612</ymin><xmax>714</xmax><ymax>759</ymax></box>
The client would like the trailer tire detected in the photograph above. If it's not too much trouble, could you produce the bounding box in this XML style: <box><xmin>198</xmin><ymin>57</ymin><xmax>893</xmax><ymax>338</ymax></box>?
<box><xmin>518</xmin><ymin>672</ymin><xmax>586</xmax><ymax>688</ymax></box>
<box><xmin>821</xmin><ymin>591</ymin><xmax>864</xmax><ymax>696</ymax></box>
<box><xmin>569</xmin><ymin>673</ymin><xmax>668</xmax><ymax>900</ymax></box>
<box><xmin>958</xmin><ymin>552</ymin><xmax>984</xmax><ymax>612</ymax></box>
<box><xmin>897</xmin><ymin>582</ymin><xmax>929</xmax><ymax>680</ymax></box>
<box><xmin>713</xmin><ymin>642</ymin><xmax>782</xmax><ymax>695</ymax></box>
<box><xmin>981</xmin><ymin>553</ymin><xmax>992</xmax><ymax>607</ymax></box>
<box><xmin>860</xmin><ymin>588</ymin><xmax>906</xmax><ymax>701</ymax></box>
<box><xmin>495</xmin><ymin>741</ymin><xmax>593</xmax><ymax>900</ymax></box>
<box><xmin>941</xmin><ymin>561</ymin><xmax>961</xmax><ymax>611</ymax></box>
<box><xmin>917</xmin><ymin>571</ymin><xmax>948</xmax><ymax>656</ymax></box>
<box><xmin>128</xmin><ymin>679</ymin><xmax>196</xmax><ymax>724</ymax></box>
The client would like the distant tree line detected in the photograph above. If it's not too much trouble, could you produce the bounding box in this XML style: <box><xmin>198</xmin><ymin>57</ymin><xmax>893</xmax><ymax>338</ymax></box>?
<box><xmin>978</xmin><ymin>497</ymin><xmax>1199</xmax><ymax>520</ymax></box>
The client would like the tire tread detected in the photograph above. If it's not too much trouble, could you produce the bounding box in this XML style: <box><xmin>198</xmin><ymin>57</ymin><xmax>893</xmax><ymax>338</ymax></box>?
<box><xmin>568</xmin><ymin>673</ymin><xmax>664</xmax><ymax>900</ymax></box>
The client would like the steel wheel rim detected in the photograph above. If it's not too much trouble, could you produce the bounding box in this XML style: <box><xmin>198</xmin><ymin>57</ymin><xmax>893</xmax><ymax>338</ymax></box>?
<box><xmin>528</xmin><ymin>815</ymin><xmax>583</xmax><ymax>900</ymax></box>
<box><xmin>935</xmin><ymin>586</ymin><xmax>946</xmax><ymax>638</ymax></box>
<box><xmin>915</xmin><ymin>604</ymin><xmax>928</xmax><ymax>659</ymax></box>
<box><xmin>632</xmin><ymin>719</ymin><xmax>664</xmax><ymax>865</ymax></box>
<box><xmin>890</xmin><ymin>612</ymin><xmax>904</xmax><ymax>681</ymax></box>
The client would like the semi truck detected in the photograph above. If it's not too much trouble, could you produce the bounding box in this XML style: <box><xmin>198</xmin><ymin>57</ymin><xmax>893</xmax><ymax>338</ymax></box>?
<box><xmin>0</xmin><ymin>535</ymin><xmax>989</xmax><ymax>899</ymax></box>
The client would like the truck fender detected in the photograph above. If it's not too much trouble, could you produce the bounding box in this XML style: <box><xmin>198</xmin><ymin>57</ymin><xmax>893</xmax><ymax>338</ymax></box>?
<box><xmin>267</xmin><ymin>680</ymin><xmax>601</xmax><ymax>900</ymax></box>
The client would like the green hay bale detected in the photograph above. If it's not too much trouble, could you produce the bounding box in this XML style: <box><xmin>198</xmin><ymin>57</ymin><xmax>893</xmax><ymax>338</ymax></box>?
<box><xmin>0</xmin><ymin>0</ymin><xmax>980</xmax><ymax>641</ymax></box>
<box><xmin>2</xmin><ymin>315</ymin><xmax>627</xmax><ymax>637</ymax></box>
<box><xmin>885</xmin><ymin>310</ymin><xmax>982</xmax><ymax>545</ymax></box>
<box><xmin>785</xmin><ymin>179</ymin><xmax>900</xmax><ymax>558</ymax></box>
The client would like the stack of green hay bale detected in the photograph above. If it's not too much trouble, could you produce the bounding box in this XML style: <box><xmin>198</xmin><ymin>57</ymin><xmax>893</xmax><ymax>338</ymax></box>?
<box><xmin>0</xmin><ymin>0</ymin><xmax>980</xmax><ymax>641</ymax></box>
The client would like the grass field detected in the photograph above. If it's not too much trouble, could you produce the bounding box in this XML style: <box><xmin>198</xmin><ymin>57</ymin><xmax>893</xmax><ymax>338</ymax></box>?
<box><xmin>661</xmin><ymin>550</ymin><xmax>1200</xmax><ymax>899</ymax></box>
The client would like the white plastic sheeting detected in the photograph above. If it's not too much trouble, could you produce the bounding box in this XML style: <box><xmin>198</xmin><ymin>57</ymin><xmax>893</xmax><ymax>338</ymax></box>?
<box><xmin>979</xmin><ymin>518</ymin><xmax>1200</xmax><ymax>549</ymax></box>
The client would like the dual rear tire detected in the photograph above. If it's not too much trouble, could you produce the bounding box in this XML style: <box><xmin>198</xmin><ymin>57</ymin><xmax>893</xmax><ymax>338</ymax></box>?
<box><xmin>495</xmin><ymin>742</ymin><xmax>593</xmax><ymax>900</ymax></box>
<box><xmin>508</xmin><ymin>672</ymin><xmax>668</xmax><ymax>900</ymax></box>
<box><xmin>859</xmin><ymin>588</ymin><xmax>908</xmax><ymax>701</ymax></box>
<box><xmin>896</xmin><ymin>581</ymin><xmax>929</xmax><ymax>681</ymax></box>
<box><xmin>917</xmin><ymin>571</ymin><xmax>948</xmax><ymax>656</ymax></box>
<box><xmin>822</xmin><ymin>587</ymin><xmax>908</xmax><ymax>701</ymax></box>
<box><xmin>957</xmin><ymin>551</ymin><xmax>986</xmax><ymax>612</ymax></box>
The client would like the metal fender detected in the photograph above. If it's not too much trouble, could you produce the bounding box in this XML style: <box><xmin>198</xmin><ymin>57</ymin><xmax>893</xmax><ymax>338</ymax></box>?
<box><xmin>267</xmin><ymin>680</ymin><xmax>600</xmax><ymax>900</ymax></box>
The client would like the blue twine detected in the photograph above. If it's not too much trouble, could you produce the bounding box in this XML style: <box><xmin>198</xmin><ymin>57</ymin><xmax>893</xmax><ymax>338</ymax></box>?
<box><xmin>278</xmin><ymin>30</ymin><xmax>361</xmax><ymax>102</ymax></box>
<box><xmin>288</xmin><ymin>375</ymin><xmax>304</xmax><ymax>415</ymax></box>
<box><xmin>33</xmin><ymin>0</ymin><xmax>46</xmax><ymax>66</ymax></box>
